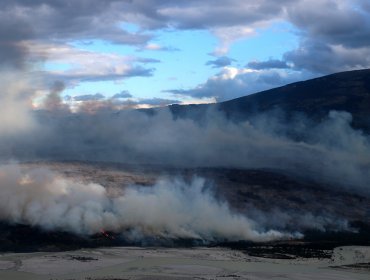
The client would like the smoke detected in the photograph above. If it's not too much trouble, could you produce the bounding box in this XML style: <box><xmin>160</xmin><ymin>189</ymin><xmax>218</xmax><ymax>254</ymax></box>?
<box><xmin>0</xmin><ymin>69</ymin><xmax>368</xmax><ymax>241</ymax></box>
<box><xmin>244</xmin><ymin>206</ymin><xmax>350</xmax><ymax>233</ymax></box>
<box><xmin>5</xmin><ymin>107</ymin><xmax>368</xmax><ymax>194</ymax></box>
<box><xmin>0</xmin><ymin>164</ymin><xmax>290</xmax><ymax>242</ymax></box>
<box><xmin>42</xmin><ymin>81</ymin><xmax>68</xmax><ymax>112</ymax></box>
<box><xmin>0</xmin><ymin>72</ymin><xmax>36</xmax><ymax>136</ymax></box>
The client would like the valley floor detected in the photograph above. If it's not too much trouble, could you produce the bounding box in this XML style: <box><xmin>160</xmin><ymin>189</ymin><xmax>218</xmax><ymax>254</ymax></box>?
<box><xmin>0</xmin><ymin>246</ymin><xmax>369</xmax><ymax>280</ymax></box>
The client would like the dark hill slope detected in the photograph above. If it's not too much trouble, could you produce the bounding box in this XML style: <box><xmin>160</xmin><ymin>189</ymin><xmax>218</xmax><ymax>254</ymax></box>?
<box><xmin>169</xmin><ymin>69</ymin><xmax>370</xmax><ymax>131</ymax></box>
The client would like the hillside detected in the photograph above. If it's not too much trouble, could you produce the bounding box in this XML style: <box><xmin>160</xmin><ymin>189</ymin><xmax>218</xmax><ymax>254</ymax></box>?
<box><xmin>169</xmin><ymin>69</ymin><xmax>370</xmax><ymax>131</ymax></box>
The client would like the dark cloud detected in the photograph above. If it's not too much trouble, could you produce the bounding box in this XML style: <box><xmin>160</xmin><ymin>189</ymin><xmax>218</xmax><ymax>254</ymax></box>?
<box><xmin>112</xmin><ymin>91</ymin><xmax>132</xmax><ymax>99</ymax></box>
<box><xmin>286</xmin><ymin>0</ymin><xmax>370</xmax><ymax>49</ymax></box>
<box><xmin>282</xmin><ymin>0</ymin><xmax>370</xmax><ymax>73</ymax></box>
<box><xmin>206</xmin><ymin>56</ymin><xmax>235</xmax><ymax>68</ymax></box>
<box><xmin>247</xmin><ymin>59</ymin><xmax>290</xmax><ymax>70</ymax></box>
<box><xmin>120</xmin><ymin>0</ymin><xmax>294</xmax><ymax>29</ymax></box>
<box><xmin>283</xmin><ymin>39</ymin><xmax>370</xmax><ymax>74</ymax></box>
<box><xmin>74</xmin><ymin>93</ymin><xmax>105</xmax><ymax>102</ymax></box>
<box><xmin>0</xmin><ymin>0</ymin><xmax>151</xmax><ymax>45</ymax></box>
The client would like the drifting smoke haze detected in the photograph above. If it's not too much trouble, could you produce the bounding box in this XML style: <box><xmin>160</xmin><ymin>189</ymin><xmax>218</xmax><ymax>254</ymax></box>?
<box><xmin>4</xmin><ymin>106</ymin><xmax>369</xmax><ymax>194</ymax></box>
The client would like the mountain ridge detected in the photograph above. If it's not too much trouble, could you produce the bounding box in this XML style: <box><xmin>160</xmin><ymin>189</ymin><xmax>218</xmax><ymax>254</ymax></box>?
<box><xmin>168</xmin><ymin>69</ymin><xmax>370</xmax><ymax>131</ymax></box>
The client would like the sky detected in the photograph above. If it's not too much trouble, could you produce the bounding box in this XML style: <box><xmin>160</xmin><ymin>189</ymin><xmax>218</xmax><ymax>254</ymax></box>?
<box><xmin>1</xmin><ymin>0</ymin><xmax>370</xmax><ymax>108</ymax></box>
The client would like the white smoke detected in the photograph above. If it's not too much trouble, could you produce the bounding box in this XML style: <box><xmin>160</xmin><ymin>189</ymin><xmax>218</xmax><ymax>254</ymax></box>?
<box><xmin>0</xmin><ymin>164</ymin><xmax>291</xmax><ymax>242</ymax></box>
<box><xmin>0</xmin><ymin>72</ymin><xmax>36</xmax><ymax>135</ymax></box>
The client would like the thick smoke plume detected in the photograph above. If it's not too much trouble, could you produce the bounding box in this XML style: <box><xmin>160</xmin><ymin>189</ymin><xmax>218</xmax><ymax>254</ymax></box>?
<box><xmin>0</xmin><ymin>164</ymin><xmax>290</xmax><ymax>242</ymax></box>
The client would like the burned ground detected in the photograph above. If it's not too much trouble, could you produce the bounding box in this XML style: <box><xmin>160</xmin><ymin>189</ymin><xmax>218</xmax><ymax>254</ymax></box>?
<box><xmin>0</xmin><ymin>161</ymin><xmax>369</xmax><ymax>255</ymax></box>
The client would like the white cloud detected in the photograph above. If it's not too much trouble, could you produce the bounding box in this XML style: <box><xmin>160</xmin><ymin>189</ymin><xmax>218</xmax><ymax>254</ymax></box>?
<box><xmin>27</xmin><ymin>42</ymin><xmax>155</xmax><ymax>84</ymax></box>
<box><xmin>143</xmin><ymin>43</ymin><xmax>163</xmax><ymax>50</ymax></box>
<box><xmin>211</xmin><ymin>26</ymin><xmax>256</xmax><ymax>56</ymax></box>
